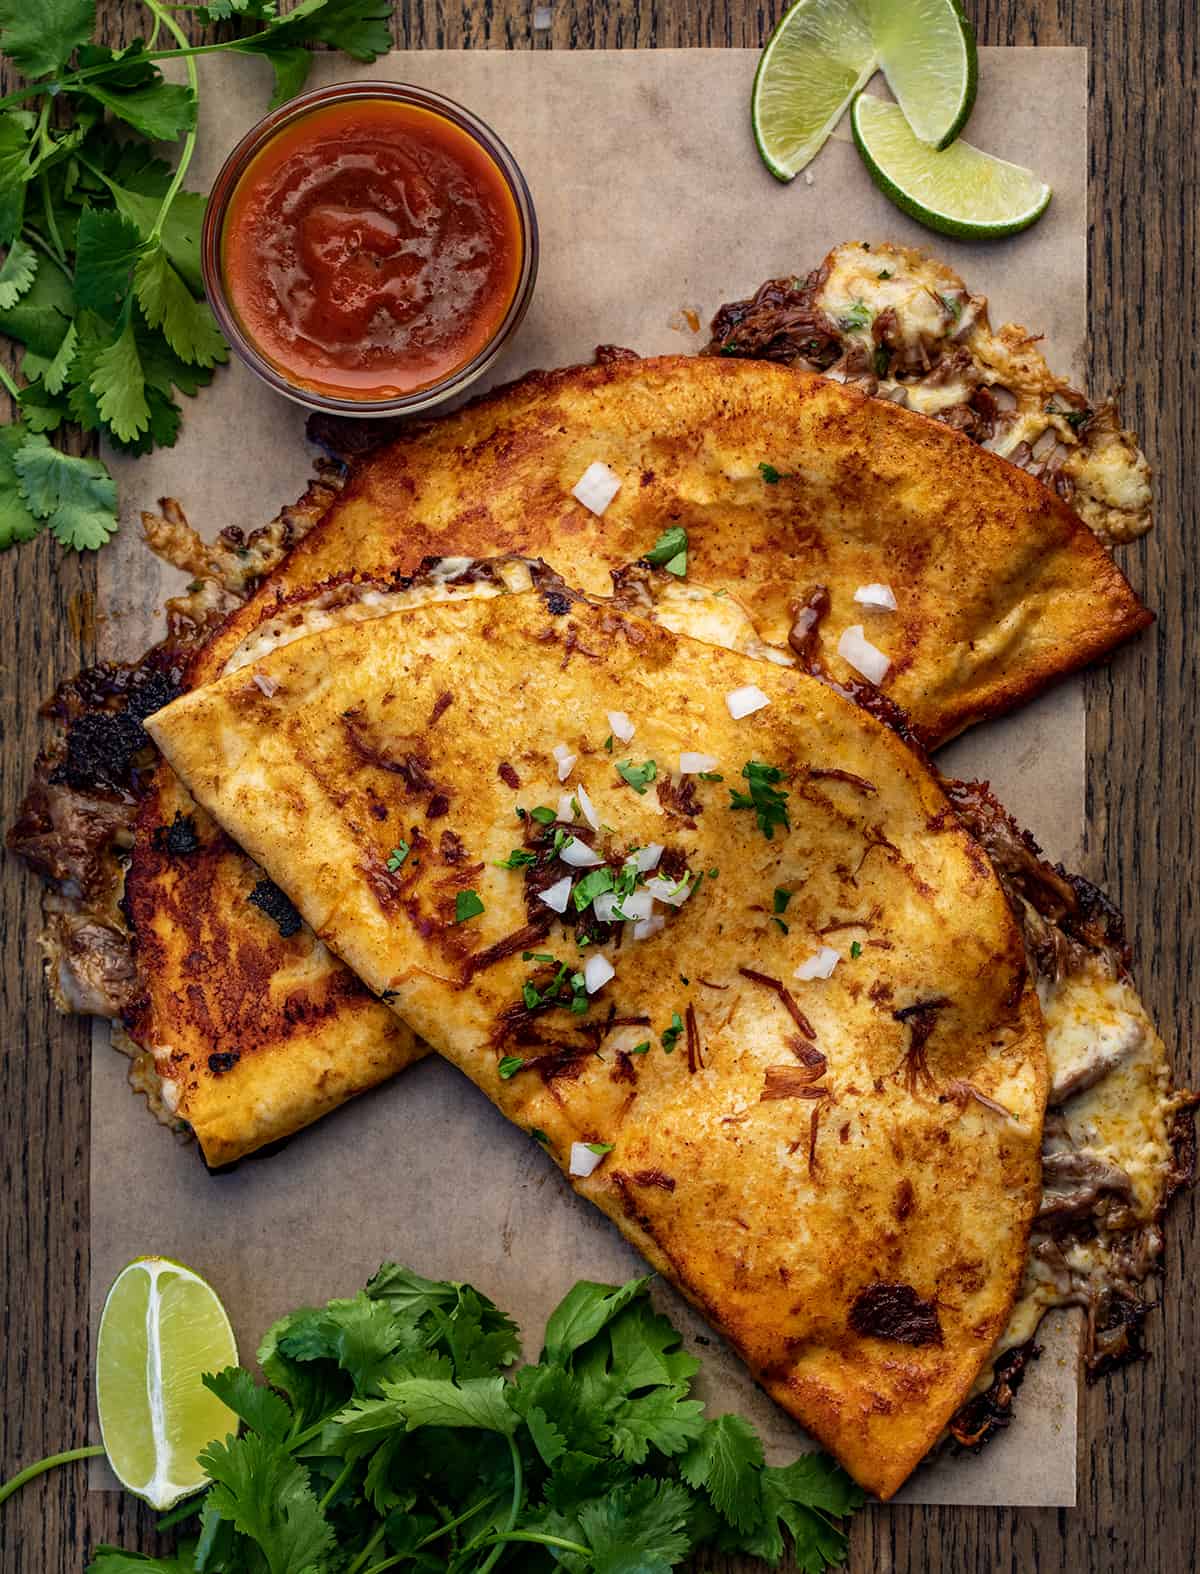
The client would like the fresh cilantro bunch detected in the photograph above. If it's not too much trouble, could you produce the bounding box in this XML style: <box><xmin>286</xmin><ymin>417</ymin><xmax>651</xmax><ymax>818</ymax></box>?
<box><xmin>88</xmin><ymin>1265</ymin><xmax>862</xmax><ymax>1573</ymax></box>
<box><xmin>0</xmin><ymin>0</ymin><xmax>393</xmax><ymax>551</ymax></box>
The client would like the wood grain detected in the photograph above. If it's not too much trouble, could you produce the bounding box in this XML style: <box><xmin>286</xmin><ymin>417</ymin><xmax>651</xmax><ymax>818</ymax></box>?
<box><xmin>1</xmin><ymin>3</ymin><xmax>1195</xmax><ymax>1570</ymax></box>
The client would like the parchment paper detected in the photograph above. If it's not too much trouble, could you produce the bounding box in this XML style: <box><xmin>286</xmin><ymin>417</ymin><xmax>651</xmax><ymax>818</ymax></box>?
<box><xmin>91</xmin><ymin>47</ymin><xmax>1088</xmax><ymax>1508</ymax></box>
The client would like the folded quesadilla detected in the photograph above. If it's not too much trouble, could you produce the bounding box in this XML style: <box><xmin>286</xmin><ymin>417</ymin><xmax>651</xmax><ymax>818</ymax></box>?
<box><xmin>120</xmin><ymin>344</ymin><xmax>1150</xmax><ymax>1164</ymax></box>
<box><xmin>147</xmin><ymin>584</ymin><xmax>1050</xmax><ymax>1498</ymax></box>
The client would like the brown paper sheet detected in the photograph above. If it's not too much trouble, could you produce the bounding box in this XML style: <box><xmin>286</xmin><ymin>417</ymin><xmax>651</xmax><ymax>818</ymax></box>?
<box><xmin>91</xmin><ymin>47</ymin><xmax>1089</xmax><ymax>1507</ymax></box>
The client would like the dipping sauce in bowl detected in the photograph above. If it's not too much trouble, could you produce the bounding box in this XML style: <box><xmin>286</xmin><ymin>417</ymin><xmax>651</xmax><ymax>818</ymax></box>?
<box><xmin>202</xmin><ymin>83</ymin><xmax>537</xmax><ymax>414</ymax></box>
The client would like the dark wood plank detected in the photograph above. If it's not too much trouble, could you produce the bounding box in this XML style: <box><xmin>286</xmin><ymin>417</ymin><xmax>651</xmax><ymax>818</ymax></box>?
<box><xmin>1</xmin><ymin>3</ymin><xmax>1195</xmax><ymax>1571</ymax></box>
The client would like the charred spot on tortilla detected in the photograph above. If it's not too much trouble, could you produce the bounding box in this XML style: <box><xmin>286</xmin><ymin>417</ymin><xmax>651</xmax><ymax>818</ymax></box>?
<box><xmin>207</xmin><ymin>1049</ymin><xmax>241</xmax><ymax>1076</ymax></box>
<box><xmin>247</xmin><ymin>878</ymin><xmax>302</xmax><ymax>938</ymax></box>
<box><xmin>849</xmin><ymin>1282</ymin><xmax>945</xmax><ymax>1347</ymax></box>
<box><xmin>152</xmin><ymin>811</ymin><xmax>201</xmax><ymax>856</ymax></box>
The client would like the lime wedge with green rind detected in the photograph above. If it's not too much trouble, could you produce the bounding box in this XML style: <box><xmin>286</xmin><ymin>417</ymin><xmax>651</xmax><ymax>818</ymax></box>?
<box><xmin>96</xmin><ymin>1256</ymin><xmax>238</xmax><ymax>1511</ymax></box>
<box><xmin>753</xmin><ymin>0</ymin><xmax>877</xmax><ymax>182</ymax></box>
<box><xmin>866</xmin><ymin>0</ymin><xmax>976</xmax><ymax>148</ymax></box>
<box><xmin>752</xmin><ymin>0</ymin><xmax>977</xmax><ymax>181</ymax></box>
<box><xmin>851</xmin><ymin>93</ymin><xmax>1051</xmax><ymax>237</ymax></box>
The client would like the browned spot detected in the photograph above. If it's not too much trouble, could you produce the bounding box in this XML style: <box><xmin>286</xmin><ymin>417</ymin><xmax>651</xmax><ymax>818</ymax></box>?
<box><xmin>893</xmin><ymin>1179</ymin><xmax>915</xmax><ymax>1221</ymax></box>
<box><xmin>426</xmin><ymin>793</ymin><xmax>451</xmax><ymax>820</ymax></box>
<box><xmin>849</xmin><ymin>1282</ymin><xmax>943</xmax><ymax>1347</ymax></box>
<box><xmin>498</xmin><ymin>760</ymin><xmax>521</xmax><ymax>789</ymax></box>
<box><xmin>439</xmin><ymin>829</ymin><xmax>465</xmax><ymax>865</ymax></box>
<box><xmin>632</xmin><ymin>1168</ymin><xmax>676</xmax><ymax>1192</ymax></box>
<box><xmin>868</xmin><ymin>979</ymin><xmax>894</xmax><ymax>1006</ymax></box>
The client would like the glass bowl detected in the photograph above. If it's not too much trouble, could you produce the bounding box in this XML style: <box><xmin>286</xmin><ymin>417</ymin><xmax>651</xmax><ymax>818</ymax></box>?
<box><xmin>200</xmin><ymin>80</ymin><xmax>539</xmax><ymax>417</ymax></box>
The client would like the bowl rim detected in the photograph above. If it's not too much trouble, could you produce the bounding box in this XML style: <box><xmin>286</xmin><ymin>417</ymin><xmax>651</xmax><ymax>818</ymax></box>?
<box><xmin>199</xmin><ymin>79</ymin><xmax>539</xmax><ymax>418</ymax></box>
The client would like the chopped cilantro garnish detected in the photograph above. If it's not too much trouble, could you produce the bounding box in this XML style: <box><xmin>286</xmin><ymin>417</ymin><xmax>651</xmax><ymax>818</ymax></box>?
<box><xmin>729</xmin><ymin>760</ymin><xmax>791</xmax><ymax>840</ymax></box>
<box><xmin>878</xmin><ymin>269</ymin><xmax>893</xmax><ymax>279</ymax></box>
<box><xmin>454</xmin><ymin>889</ymin><xmax>485</xmax><ymax>923</ymax></box>
<box><xmin>698</xmin><ymin>770</ymin><xmax>724</xmax><ymax>782</ymax></box>
<box><xmin>386</xmin><ymin>841</ymin><xmax>411</xmax><ymax>872</ymax></box>
<box><xmin>643</xmin><ymin>525</ymin><xmax>688</xmax><ymax>576</ymax></box>
<box><xmin>850</xmin><ymin>940</ymin><xmax>863</xmax><ymax>958</ymax></box>
<box><xmin>839</xmin><ymin>300</ymin><xmax>871</xmax><ymax>329</ymax></box>
<box><xmin>531</xmin><ymin>1127</ymin><xmax>550</xmax><ymax>1144</ymax></box>
<box><xmin>940</xmin><ymin>294</ymin><xmax>962</xmax><ymax>320</ymax></box>
<box><xmin>585</xmin><ymin>1141</ymin><xmax>615</xmax><ymax>1156</ymax></box>
<box><xmin>708</xmin><ymin>867</ymin><xmax>719</xmax><ymax>878</ymax></box>
<box><xmin>873</xmin><ymin>345</ymin><xmax>890</xmax><ymax>378</ymax></box>
<box><xmin>617</xmin><ymin>758</ymin><xmax>658</xmax><ymax>794</ymax></box>
<box><xmin>496</xmin><ymin>848</ymin><xmax>537</xmax><ymax>869</ymax></box>
<box><xmin>661</xmin><ymin>1011</ymin><xmax>684</xmax><ymax>1052</ymax></box>
<box><xmin>629</xmin><ymin>1041</ymin><xmax>651</xmax><ymax>1055</ymax></box>
<box><xmin>719</xmin><ymin>340</ymin><xmax>741</xmax><ymax>355</ymax></box>
<box><xmin>772</xmin><ymin>917</ymin><xmax>789</xmax><ymax>934</ymax></box>
<box><xmin>529</xmin><ymin>805</ymin><xmax>557</xmax><ymax>824</ymax></box>
<box><xmin>498</xmin><ymin>1056</ymin><xmax>525</xmax><ymax>1079</ymax></box>
<box><xmin>604</xmin><ymin>733</ymin><xmax>614</xmax><ymax>752</ymax></box>
<box><xmin>573</xmin><ymin>867</ymin><xmax>615</xmax><ymax>911</ymax></box>
<box><xmin>758</xmin><ymin>462</ymin><xmax>791</xmax><ymax>484</ymax></box>
<box><xmin>773</xmin><ymin>887</ymin><xmax>792</xmax><ymax>914</ymax></box>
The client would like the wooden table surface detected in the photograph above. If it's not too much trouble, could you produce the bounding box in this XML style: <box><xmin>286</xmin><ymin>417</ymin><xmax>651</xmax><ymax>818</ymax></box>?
<box><xmin>1</xmin><ymin>2</ymin><xmax>1195</xmax><ymax>1570</ymax></box>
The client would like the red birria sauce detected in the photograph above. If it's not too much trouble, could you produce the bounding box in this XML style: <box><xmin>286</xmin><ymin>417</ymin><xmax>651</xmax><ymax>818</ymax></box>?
<box><xmin>220</xmin><ymin>97</ymin><xmax>523</xmax><ymax>399</ymax></box>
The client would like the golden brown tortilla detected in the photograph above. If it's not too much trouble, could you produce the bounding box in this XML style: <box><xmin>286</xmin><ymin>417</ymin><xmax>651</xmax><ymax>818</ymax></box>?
<box><xmin>147</xmin><ymin>587</ymin><xmax>1048</xmax><ymax>1497</ymax></box>
<box><xmin>125</xmin><ymin>353</ymin><xmax>1148</xmax><ymax>1165</ymax></box>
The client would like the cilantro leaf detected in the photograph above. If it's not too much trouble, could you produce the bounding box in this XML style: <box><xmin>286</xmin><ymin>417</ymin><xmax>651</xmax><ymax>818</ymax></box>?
<box><xmin>341</xmin><ymin>1374</ymin><xmax>518</xmax><ymax>1436</ymax></box>
<box><xmin>199</xmin><ymin>1430</ymin><xmax>335</xmax><ymax>1574</ymax></box>
<box><xmin>90</xmin><ymin>315</ymin><xmax>151</xmax><ymax>444</ymax></box>
<box><xmin>454</xmin><ymin>888</ymin><xmax>485</xmax><ymax>923</ymax></box>
<box><xmin>76</xmin><ymin>80</ymin><xmax>197</xmax><ymax>144</ymax></box>
<box><xmin>577</xmin><ymin>1477</ymin><xmax>695</xmax><ymax>1573</ymax></box>
<box><xmin>0</xmin><ymin>423</ymin><xmax>44</xmax><ymax>548</ymax></box>
<box><xmin>133</xmin><ymin>247</ymin><xmax>226</xmax><ymax>368</ymax></box>
<box><xmin>364</xmin><ymin>1261</ymin><xmax>463</xmax><ymax>1318</ymax></box>
<box><xmin>498</xmin><ymin>1055</ymin><xmax>524</xmax><ymax>1079</ymax></box>
<box><xmin>0</xmin><ymin>0</ymin><xmax>95</xmax><ymax>80</ymax></box>
<box><xmin>542</xmin><ymin>1278</ymin><xmax>651</xmax><ymax>1364</ymax></box>
<box><xmin>12</xmin><ymin>434</ymin><xmax>116</xmax><ymax>549</ymax></box>
<box><xmin>610</xmin><ymin>1384</ymin><xmax>706</xmax><ymax>1463</ymax></box>
<box><xmin>201</xmin><ymin>1366</ymin><xmax>292</xmax><ymax>1445</ymax></box>
<box><xmin>0</xmin><ymin>238</ymin><xmax>36</xmax><ymax>310</ymax></box>
<box><xmin>17</xmin><ymin>378</ymin><xmax>69</xmax><ymax>433</ymax></box>
<box><xmin>109</xmin><ymin>183</ymin><xmax>207</xmax><ymax>295</ymax></box>
<box><xmin>607</xmin><ymin>1300</ymin><xmax>700</xmax><ymax>1391</ymax></box>
<box><xmin>41</xmin><ymin>319</ymin><xmax>78</xmax><ymax>394</ymax></box>
<box><xmin>729</xmin><ymin>759</ymin><xmax>791</xmax><ymax>840</ymax></box>
<box><xmin>87</xmin><ymin>1551</ymin><xmax>195</xmax><ymax>1573</ymax></box>
<box><xmin>74</xmin><ymin>208</ymin><xmax>143</xmax><ymax>315</ymax></box>
<box><xmin>248</xmin><ymin>0</ymin><xmax>394</xmax><ymax>60</ymax></box>
<box><xmin>643</xmin><ymin>525</ymin><xmax>688</xmax><ymax>570</ymax></box>
<box><xmin>572</xmin><ymin>866</ymin><xmax>614</xmax><ymax>911</ymax></box>
<box><xmin>617</xmin><ymin>758</ymin><xmax>657</xmax><ymax>794</ymax></box>
<box><xmin>0</xmin><ymin>256</ymin><xmax>74</xmax><ymax>354</ymax></box>
<box><xmin>679</xmin><ymin>1412</ymin><xmax>765</xmax><ymax>1533</ymax></box>
<box><xmin>734</xmin><ymin>1455</ymin><xmax>864</xmax><ymax>1570</ymax></box>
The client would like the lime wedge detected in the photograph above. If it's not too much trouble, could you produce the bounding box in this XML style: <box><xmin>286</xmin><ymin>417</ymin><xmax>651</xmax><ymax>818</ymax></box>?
<box><xmin>866</xmin><ymin>0</ymin><xmax>976</xmax><ymax>148</ymax></box>
<box><xmin>753</xmin><ymin>0</ymin><xmax>877</xmax><ymax>182</ymax></box>
<box><xmin>96</xmin><ymin>1256</ymin><xmax>238</xmax><ymax>1510</ymax></box>
<box><xmin>851</xmin><ymin>93</ymin><xmax>1051</xmax><ymax>236</ymax></box>
<box><xmin>752</xmin><ymin>0</ymin><xmax>976</xmax><ymax>181</ymax></box>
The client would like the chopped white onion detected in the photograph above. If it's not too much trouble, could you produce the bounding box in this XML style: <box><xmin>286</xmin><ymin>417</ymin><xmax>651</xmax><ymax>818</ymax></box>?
<box><xmin>679</xmin><ymin>751</ymin><xmax>719</xmax><ymax>774</ymax></box>
<box><xmin>538</xmin><ymin>875</ymin><xmax>573</xmax><ymax>914</ymax></box>
<box><xmin>252</xmin><ymin>671</ymin><xmax>278</xmax><ymax>697</ymax></box>
<box><xmin>560</xmin><ymin>836</ymin><xmax>603</xmax><ymax>868</ymax></box>
<box><xmin>853</xmin><ymin>583</ymin><xmax>898</xmax><ymax>611</ymax></box>
<box><xmin>725</xmin><ymin>684</ymin><xmax>771</xmax><ymax>719</ymax></box>
<box><xmin>592</xmin><ymin>891</ymin><xmax>620</xmax><ymax>923</ymax></box>
<box><xmin>569</xmin><ymin>1141</ymin><xmax>607</xmax><ymax>1177</ymax></box>
<box><xmin>557</xmin><ymin>792</ymin><xmax>579</xmax><ymax>824</ymax></box>
<box><xmin>583</xmin><ymin>954</ymin><xmax>615</xmax><ymax>994</ymax></box>
<box><xmin>552</xmin><ymin>742</ymin><xmax>577</xmax><ymax>781</ymax></box>
<box><xmin>794</xmin><ymin>946</ymin><xmax>841</xmax><ymax>981</ymax></box>
<box><xmin>616</xmin><ymin>889</ymin><xmax>653</xmax><ymax>920</ymax></box>
<box><xmin>645</xmin><ymin>875</ymin><xmax>693</xmax><ymax>908</ymax></box>
<box><xmin>836</xmin><ymin>625</ymin><xmax>890</xmax><ymax>685</ymax></box>
<box><xmin>607</xmin><ymin>709</ymin><xmax>635</xmax><ymax>743</ymax></box>
<box><xmin>571</xmin><ymin>461</ymin><xmax>622</xmax><ymax>517</ymax></box>
<box><xmin>575</xmin><ymin>781</ymin><xmax>601</xmax><ymax>832</ymax></box>
<box><xmin>631</xmin><ymin>914</ymin><xmax>666</xmax><ymax>941</ymax></box>
<box><xmin>630</xmin><ymin>843</ymin><xmax>663</xmax><ymax>873</ymax></box>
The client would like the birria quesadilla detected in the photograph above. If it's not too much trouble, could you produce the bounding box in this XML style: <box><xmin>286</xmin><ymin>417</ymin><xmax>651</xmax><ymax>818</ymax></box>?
<box><xmin>147</xmin><ymin>583</ymin><xmax>1049</xmax><ymax>1499</ymax></box>
<box><xmin>120</xmin><ymin>345</ymin><xmax>1149</xmax><ymax>1165</ymax></box>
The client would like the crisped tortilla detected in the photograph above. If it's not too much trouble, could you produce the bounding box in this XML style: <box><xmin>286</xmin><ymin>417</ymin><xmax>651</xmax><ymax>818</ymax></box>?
<box><xmin>147</xmin><ymin>587</ymin><xmax>1048</xmax><ymax>1498</ymax></box>
<box><xmin>126</xmin><ymin>351</ymin><xmax>1149</xmax><ymax>1164</ymax></box>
